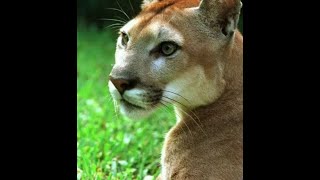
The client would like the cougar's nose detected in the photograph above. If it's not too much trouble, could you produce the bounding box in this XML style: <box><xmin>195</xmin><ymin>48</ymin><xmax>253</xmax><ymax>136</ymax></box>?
<box><xmin>109</xmin><ymin>76</ymin><xmax>138</xmax><ymax>95</ymax></box>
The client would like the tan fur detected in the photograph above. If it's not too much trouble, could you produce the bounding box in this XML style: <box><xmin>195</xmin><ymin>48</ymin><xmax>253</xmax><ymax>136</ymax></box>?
<box><xmin>109</xmin><ymin>0</ymin><xmax>243</xmax><ymax>179</ymax></box>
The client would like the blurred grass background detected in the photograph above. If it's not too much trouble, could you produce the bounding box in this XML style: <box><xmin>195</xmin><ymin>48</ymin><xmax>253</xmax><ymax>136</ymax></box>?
<box><xmin>77</xmin><ymin>0</ymin><xmax>242</xmax><ymax>179</ymax></box>
<box><xmin>77</xmin><ymin>26</ymin><xmax>177</xmax><ymax>179</ymax></box>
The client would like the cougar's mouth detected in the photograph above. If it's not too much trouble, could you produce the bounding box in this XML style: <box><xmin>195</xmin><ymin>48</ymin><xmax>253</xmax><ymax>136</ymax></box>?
<box><xmin>116</xmin><ymin>90</ymin><xmax>163</xmax><ymax>119</ymax></box>
<box><xmin>108</xmin><ymin>78</ymin><xmax>164</xmax><ymax>119</ymax></box>
<box><xmin>120</xmin><ymin>98</ymin><xmax>145</xmax><ymax>110</ymax></box>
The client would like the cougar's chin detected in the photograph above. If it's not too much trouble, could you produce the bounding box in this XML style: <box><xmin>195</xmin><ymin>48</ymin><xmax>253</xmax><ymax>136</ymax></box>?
<box><xmin>118</xmin><ymin>99</ymin><xmax>156</xmax><ymax>120</ymax></box>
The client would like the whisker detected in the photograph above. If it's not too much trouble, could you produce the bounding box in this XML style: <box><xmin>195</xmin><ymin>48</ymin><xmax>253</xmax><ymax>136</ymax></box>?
<box><xmin>115</xmin><ymin>16</ymin><xmax>128</xmax><ymax>23</ymax></box>
<box><xmin>106</xmin><ymin>25</ymin><xmax>123</xmax><ymax>30</ymax></box>
<box><xmin>106</xmin><ymin>23</ymin><xmax>123</xmax><ymax>28</ymax></box>
<box><xmin>110</xmin><ymin>27</ymin><xmax>121</xmax><ymax>31</ymax></box>
<box><xmin>106</xmin><ymin>96</ymin><xmax>113</xmax><ymax>103</ymax></box>
<box><xmin>175</xmin><ymin>104</ymin><xmax>208</xmax><ymax>137</ymax></box>
<box><xmin>159</xmin><ymin>100</ymin><xmax>192</xmax><ymax>137</ymax></box>
<box><xmin>161</xmin><ymin>95</ymin><xmax>200</xmax><ymax>123</ymax></box>
<box><xmin>161</xmin><ymin>90</ymin><xmax>191</xmax><ymax>104</ymax></box>
<box><xmin>99</xmin><ymin>18</ymin><xmax>127</xmax><ymax>24</ymax></box>
<box><xmin>104</xmin><ymin>23</ymin><xmax>124</xmax><ymax>31</ymax></box>
<box><xmin>109</xmin><ymin>26</ymin><xmax>122</xmax><ymax>30</ymax></box>
<box><xmin>108</xmin><ymin>28</ymin><xmax>122</xmax><ymax>33</ymax></box>
<box><xmin>162</xmin><ymin>96</ymin><xmax>208</xmax><ymax>137</ymax></box>
<box><xmin>105</xmin><ymin>8</ymin><xmax>130</xmax><ymax>20</ymax></box>
<box><xmin>104</xmin><ymin>26</ymin><xmax>121</xmax><ymax>31</ymax></box>
<box><xmin>128</xmin><ymin>0</ymin><xmax>135</xmax><ymax>18</ymax></box>
<box><xmin>116</xmin><ymin>0</ymin><xmax>131</xmax><ymax>20</ymax></box>
<box><xmin>113</xmin><ymin>100</ymin><xmax>120</xmax><ymax>121</ymax></box>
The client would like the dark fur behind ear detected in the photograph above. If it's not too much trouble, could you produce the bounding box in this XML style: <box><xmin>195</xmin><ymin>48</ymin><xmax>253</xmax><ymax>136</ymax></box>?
<box><xmin>199</xmin><ymin>0</ymin><xmax>242</xmax><ymax>36</ymax></box>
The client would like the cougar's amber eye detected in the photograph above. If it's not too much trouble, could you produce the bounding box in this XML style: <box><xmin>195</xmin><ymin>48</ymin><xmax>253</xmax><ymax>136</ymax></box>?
<box><xmin>160</xmin><ymin>42</ymin><xmax>178</xmax><ymax>56</ymax></box>
<box><xmin>120</xmin><ymin>32</ymin><xmax>129</xmax><ymax>46</ymax></box>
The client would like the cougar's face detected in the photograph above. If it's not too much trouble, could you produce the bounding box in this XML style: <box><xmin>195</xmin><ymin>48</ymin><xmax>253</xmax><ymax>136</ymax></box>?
<box><xmin>109</xmin><ymin>7</ymin><xmax>219</xmax><ymax>119</ymax></box>
<box><xmin>109</xmin><ymin>13</ymin><xmax>183</xmax><ymax>119</ymax></box>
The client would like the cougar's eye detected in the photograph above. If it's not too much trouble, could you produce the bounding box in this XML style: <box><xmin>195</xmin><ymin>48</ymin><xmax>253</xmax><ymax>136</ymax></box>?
<box><xmin>160</xmin><ymin>42</ymin><xmax>178</xmax><ymax>56</ymax></box>
<box><xmin>120</xmin><ymin>32</ymin><xmax>129</xmax><ymax>46</ymax></box>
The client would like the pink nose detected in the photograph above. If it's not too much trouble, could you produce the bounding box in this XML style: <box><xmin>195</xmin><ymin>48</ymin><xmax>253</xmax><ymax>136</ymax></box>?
<box><xmin>109</xmin><ymin>76</ymin><xmax>137</xmax><ymax>94</ymax></box>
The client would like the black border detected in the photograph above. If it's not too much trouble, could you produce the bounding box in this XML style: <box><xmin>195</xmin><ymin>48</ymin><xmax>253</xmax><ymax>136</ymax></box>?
<box><xmin>3</xmin><ymin>0</ymin><xmax>315</xmax><ymax>178</ymax></box>
<box><xmin>3</xmin><ymin>0</ymin><xmax>76</xmax><ymax>178</ymax></box>
<box><xmin>243</xmin><ymin>0</ymin><xmax>315</xmax><ymax>179</ymax></box>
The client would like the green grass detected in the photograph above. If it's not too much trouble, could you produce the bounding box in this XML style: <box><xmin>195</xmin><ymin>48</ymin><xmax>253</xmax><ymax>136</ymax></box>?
<box><xmin>77</xmin><ymin>26</ymin><xmax>176</xmax><ymax>180</ymax></box>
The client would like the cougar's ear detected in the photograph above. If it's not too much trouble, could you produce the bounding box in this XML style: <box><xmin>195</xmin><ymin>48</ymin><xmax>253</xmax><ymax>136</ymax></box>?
<box><xmin>198</xmin><ymin>0</ymin><xmax>242</xmax><ymax>37</ymax></box>
<box><xmin>141</xmin><ymin>0</ymin><xmax>158</xmax><ymax>9</ymax></box>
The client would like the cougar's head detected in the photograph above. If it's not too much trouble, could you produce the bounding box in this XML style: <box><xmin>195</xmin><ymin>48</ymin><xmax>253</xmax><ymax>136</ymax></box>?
<box><xmin>109</xmin><ymin>0</ymin><xmax>242</xmax><ymax>119</ymax></box>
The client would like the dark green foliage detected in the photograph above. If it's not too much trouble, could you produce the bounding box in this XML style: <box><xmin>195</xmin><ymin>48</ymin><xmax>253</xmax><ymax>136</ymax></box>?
<box><xmin>77</xmin><ymin>0</ymin><xmax>243</xmax><ymax>33</ymax></box>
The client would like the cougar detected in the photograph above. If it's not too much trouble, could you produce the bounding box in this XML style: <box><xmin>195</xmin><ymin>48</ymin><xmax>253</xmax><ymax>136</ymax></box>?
<box><xmin>108</xmin><ymin>0</ymin><xmax>243</xmax><ymax>179</ymax></box>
